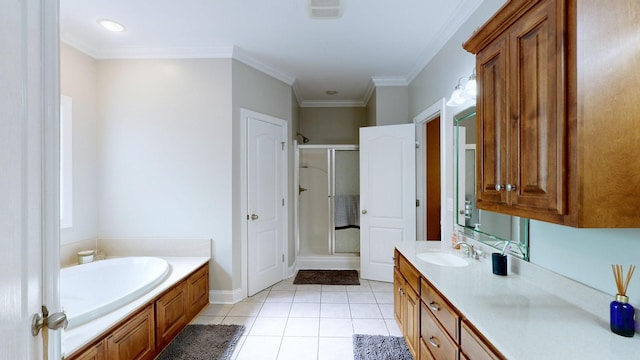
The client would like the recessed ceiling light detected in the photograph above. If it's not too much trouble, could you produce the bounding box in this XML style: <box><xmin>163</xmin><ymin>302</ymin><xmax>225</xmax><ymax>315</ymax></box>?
<box><xmin>98</xmin><ymin>19</ymin><xmax>126</xmax><ymax>32</ymax></box>
<box><xmin>325</xmin><ymin>90</ymin><xmax>338</xmax><ymax>95</ymax></box>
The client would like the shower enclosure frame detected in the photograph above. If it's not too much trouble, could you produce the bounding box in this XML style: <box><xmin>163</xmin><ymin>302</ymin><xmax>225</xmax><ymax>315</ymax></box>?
<box><xmin>294</xmin><ymin>143</ymin><xmax>360</xmax><ymax>259</ymax></box>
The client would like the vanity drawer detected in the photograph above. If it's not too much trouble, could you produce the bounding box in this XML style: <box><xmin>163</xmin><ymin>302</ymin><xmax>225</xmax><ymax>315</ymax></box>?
<box><xmin>421</xmin><ymin>278</ymin><xmax>459</xmax><ymax>341</ymax></box>
<box><xmin>421</xmin><ymin>304</ymin><xmax>458</xmax><ymax>360</ymax></box>
<box><xmin>460</xmin><ymin>320</ymin><xmax>504</xmax><ymax>360</ymax></box>
<box><xmin>398</xmin><ymin>254</ymin><xmax>421</xmax><ymax>294</ymax></box>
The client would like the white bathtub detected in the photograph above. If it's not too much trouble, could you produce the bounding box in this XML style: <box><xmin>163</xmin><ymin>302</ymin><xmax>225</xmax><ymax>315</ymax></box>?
<box><xmin>61</xmin><ymin>257</ymin><xmax>170</xmax><ymax>329</ymax></box>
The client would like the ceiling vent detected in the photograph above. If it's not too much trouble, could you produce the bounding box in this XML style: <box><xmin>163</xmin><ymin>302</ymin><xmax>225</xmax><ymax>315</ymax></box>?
<box><xmin>307</xmin><ymin>0</ymin><xmax>343</xmax><ymax>19</ymax></box>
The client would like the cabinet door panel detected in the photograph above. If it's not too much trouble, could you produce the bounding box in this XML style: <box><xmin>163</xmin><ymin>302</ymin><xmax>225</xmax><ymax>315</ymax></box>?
<box><xmin>105</xmin><ymin>305</ymin><xmax>155</xmax><ymax>360</ymax></box>
<box><xmin>509</xmin><ymin>0</ymin><xmax>565</xmax><ymax>215</ymax></box>
<box><xmin>187</xmin><ymin>264</ymin><xmax>209</xmax><ymax>320</ymax></box>
<box><xmin>156</xmin><ymin>281</ymin><xmax>188</xmax><ymax>350</ymax></box>
<box><xmin>476</xmin><ymin>34</ymin><xmax>509</xmax><ymax>208</ymax></box>
<box><xmin>393</xmin><ymin>268</ymin><xmax>403</xmax><ymax>326</ymax></box>
<box><xmin>403</xmin><ymin>285</ymin><xmax>420</xmax><ymax>359</ymax></box>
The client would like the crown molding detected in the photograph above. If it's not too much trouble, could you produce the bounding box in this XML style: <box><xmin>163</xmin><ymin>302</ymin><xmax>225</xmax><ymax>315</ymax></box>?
<box><xmin>291</xmin><ymin>81</ymin><xmax>303</xmax><ymax>106</ymax></box>
<box><xmin>371</xmin><ymin>76</ymin><xmax>409</xmax><ymax>87</ymax></box>
<box><xmin>406</xmin><ymin>0</ymin><xmax>483</xmax><ymax>83</ymax></box>
<box><xmin>299</xmin><ymin>99</ymin><xmax>366</xmax><ymax>108</ymax></box>
<box><xmin>232</xmin><ymin>46</ymin><xmax>296</xmax><ymax>86</ymax></box>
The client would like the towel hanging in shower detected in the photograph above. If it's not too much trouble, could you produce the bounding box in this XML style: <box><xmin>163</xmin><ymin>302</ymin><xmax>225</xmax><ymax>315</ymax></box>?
<box><xmin>334</xmin><ymin>194</ymin><xmax>359</xmax><ymax>229</ymax></box>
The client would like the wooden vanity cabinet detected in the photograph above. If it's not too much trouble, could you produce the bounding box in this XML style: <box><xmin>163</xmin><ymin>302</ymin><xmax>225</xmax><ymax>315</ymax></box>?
<box><xmin>464</xmin><ymin>0</ymin><xmax>640</xmax><ymax>227</ymax></box>
<box><xmin>394</xmin><ymin>251</ymin><xmax>421</xmax><ymax>359</ymax></box>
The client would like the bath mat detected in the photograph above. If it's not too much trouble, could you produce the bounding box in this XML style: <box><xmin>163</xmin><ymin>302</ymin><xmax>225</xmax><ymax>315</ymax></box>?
<box><xmin>293</xmin><ymin>269</ymin><xmax>360</xmax><ymax>285</ymax></box>
<box><xmin>156</xmin><ymin>324</ymin><xmax>244</xmax><ymax>360</ymax></box>
<box><xmin>352</xmin><ymin>334</ymin><xmax>413</xmax><ymax>360</ymax></box>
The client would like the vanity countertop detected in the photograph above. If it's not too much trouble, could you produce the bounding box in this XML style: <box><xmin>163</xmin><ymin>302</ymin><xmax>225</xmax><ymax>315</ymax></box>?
<box><xmin>62</xmin><ymin>256</ymin><xmax>209</xmax><ymax>357</ymax></box>
<box><xmin>394</xmin><ymin>241</ymin><xmax>638</xmax><ymax>359</ymax></box>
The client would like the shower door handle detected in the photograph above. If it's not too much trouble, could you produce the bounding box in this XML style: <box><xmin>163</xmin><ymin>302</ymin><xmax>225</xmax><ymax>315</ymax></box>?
<box><xmin>251</xmin><ymin>214</ymin><xmax>259</xmax><ymax>220</ymax></box>
<box><xmin>361</xmin><ymin>210</ymin><xmax>367</xmax><ymax>215</ymax></box>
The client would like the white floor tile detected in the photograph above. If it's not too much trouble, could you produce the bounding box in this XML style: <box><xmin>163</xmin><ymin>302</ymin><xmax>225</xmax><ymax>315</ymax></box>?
<box><xmin>228</xmin><ymin>302</ymin><xmax>263</xmax><ymax>317</ymax></box>
<box><xmin>321</xmin><ymin>291</ymin><xmax>349</xmax><ymax>304</ymax></box>
<box><xmin>289</xmin><ymin>303</ymin><xmax>321</xmax><ymax>318</ymax></box>
<box><xmin>229</xmin><ymin>335</ymin><xmax>247</xmax><ymax>360</ymax></box>
<box><xmin>259</xmin><ymin>302</ymin><xmax>292</xmax><ymax>317</ymax></box>
<box><xmin>278</xmin><ymin>337</ymin><xmax>318</xmax><ymax>360</ymax></box>
<box><xmin>385</xmin><ymin>318</ymin><xmax>403</xmax><ymax>336</ymax></box>
<box><xmin>319</xmin><ymin>318</ymin><xmax>354</xmax><ymax>337</ymax></box>
<box><xmin>249</xmin><ymin>317</ymin><xmax>288</xmax><ymax>336</ymax></box>
<box><xmin>321</xmin><ymin>285</ymin><xmax>348</xmax><ymax>292</ymax></box>
<box><xmin>349</xmin><ymin>303</ymin><xmax>382</xmax><ymax>319</ymax></box>
<box><xmin>320</xmin><ymin>303</ymin><xmax>351</xmax><ymax>318</ymax></box>
<box><xmin>235</xmin><ymin>336</ymin><xmax>282</xmax><ymax>360</ymax></box>
<box><xmin>190</xmin><ymin>315</ymin><xmax>224</xmax><ymax>324</ymax></box>
<box><xmin>373</xmin><ymin>291</ymin><xmax>394</xmax><ymax>304</ymax></box>
<box><xmin>369</xmin><ymin>281</ymin><xmax>393</xmax><ymax>292</ymax></box>
<box><xmin>318</xmin><ymin>337</ymin><xmax>354</xmax><ymax>360</ymax></box>
<box><xmin>284</xmin><ymin>317</ymin><xmax>320</xmax><ymax>337</ymax></box>
<box><xmin>347</xmin><ymin>291</ymin><xmax>377</xmax><ymax>304</ymax></box>
<box><xmin>378</xmin><ymin>304</ymin><xmax>395</xmax><ymax>319</ymax></box>
<box><xmin>200</xmin><ymin>304</ymin><xmax>233</xmax><ymax>316</ymax></box>
<box><xmin>244</xmin><ymin>290</ymin><xmax>269</xmax><ymax>303</ymax></box>
<box><xmin>272</xmin><ymin>281</ymin><xmax>298</xmax><ymax>291</ymax></box>
<box><xmin>294</xmin><ymin>291</ymin><xmax>322</xmax><ymax>303</ymax></box>
<box><xmin>266</xmin><ymin>290</ymin><xmax>296</xmax><ymax>303</ymax></box>
<box><xmin>352</xmin><ymin>318</ymin><xmax>389</xmax><ymax>336</ymax></box>
<box><xmin>295</xmin><ymin>284</ymin><xmax>322</xmax><ymax>291</ymax></box>
<box><xmin>221</xmin><ymin>316</ymin><xmax>257</xmax><ymax>330</ymax></box>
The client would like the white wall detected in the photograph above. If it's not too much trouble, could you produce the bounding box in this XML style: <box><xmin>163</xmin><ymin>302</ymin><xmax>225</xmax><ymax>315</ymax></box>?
<box><xmin>59</xmin><ymin>43</ymin><xmax>99</xmax><ymax>246</ymax></box>
<box><xmin>374</xmin><ymin>86</ymin><xmax>409</xmax><ymax>125</ymax></box>
<box><xmin>232</xmin><ymin>60</ymin><xmax>294</xmax><ymax>288</ymax></box>
<box><xmin>299</xmin><ymin>107</ymin><xmax>367</xmax><ymax>144</ymax></box>
<box><xmin>96</xmin><ymin>58</ymin><xmax>234</xmax><ymax>290</ymax></box>
<box><xmin>409</xmin><ymin>0</ymin><xmax>640</xmax><ymax>301</ymax></box>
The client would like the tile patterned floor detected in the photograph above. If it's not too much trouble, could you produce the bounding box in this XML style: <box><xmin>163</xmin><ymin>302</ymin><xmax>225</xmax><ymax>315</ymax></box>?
<box><xmin>191</xmin><ymin>277</ymin><xmax>400</xmax><ymax>360</ymax></box>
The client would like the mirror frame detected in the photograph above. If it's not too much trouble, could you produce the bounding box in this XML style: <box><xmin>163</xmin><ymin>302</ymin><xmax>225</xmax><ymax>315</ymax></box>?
<box><xmin>454</xmin><ymin>106</ymin><xmax>529</xmax><ymax>260</ymax></box>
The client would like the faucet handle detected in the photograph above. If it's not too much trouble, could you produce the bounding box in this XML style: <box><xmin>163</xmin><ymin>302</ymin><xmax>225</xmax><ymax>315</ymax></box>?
<box><xmin>472</xmin><ymin>248</ymin><xmax>483</xmax><ymax>260</ymax></box>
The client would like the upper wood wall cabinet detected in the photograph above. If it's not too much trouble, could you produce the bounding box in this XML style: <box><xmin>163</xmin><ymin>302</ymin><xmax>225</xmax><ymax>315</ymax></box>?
<box><xmin>464</xmin><ymin>0</ymin><xmax>640</xmax><ymax>228</ymax></box>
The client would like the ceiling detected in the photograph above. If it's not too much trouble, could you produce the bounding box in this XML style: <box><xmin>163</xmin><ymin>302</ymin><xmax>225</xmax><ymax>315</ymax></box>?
<box><xmin>60</xmin><ymin>0</ymin><xmax>483</xmax><ymax>107</ymax></box>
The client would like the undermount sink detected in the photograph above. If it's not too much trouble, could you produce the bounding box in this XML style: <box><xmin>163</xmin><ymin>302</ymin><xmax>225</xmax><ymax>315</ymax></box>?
<box><xmin>416</xmin><ymin>252</ymin><xmax>469</xmax><ymax>267</ymax></box>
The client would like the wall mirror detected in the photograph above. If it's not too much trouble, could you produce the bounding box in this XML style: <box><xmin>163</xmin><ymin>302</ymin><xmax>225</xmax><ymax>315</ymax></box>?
<box><xmin>454</xmin><ymin>107</ymin><xmax>529</xmax><ymax>260</ymax></box>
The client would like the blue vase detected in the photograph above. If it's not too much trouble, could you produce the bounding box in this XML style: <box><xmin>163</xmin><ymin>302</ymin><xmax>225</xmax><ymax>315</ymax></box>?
<box><xmin>610</xmin><ymin>295</ymin><xmax>635</xmax><ymax>337</ymax></box>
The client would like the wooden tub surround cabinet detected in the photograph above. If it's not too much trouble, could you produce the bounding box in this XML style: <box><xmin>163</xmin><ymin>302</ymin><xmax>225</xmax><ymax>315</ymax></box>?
<box><xmin>65</xmin><ymin>263</ymin><xmax>209</xmax><ymax>360</ymax></box>
<box><xmin>463</xmin><ymin>0</ymin><xmax>640</xmax><ymax>228</ymax></box>
<box><xmin>394</xmin><ymin>250</ymin><xmax>504</xmax><ymax>360</ymax></box>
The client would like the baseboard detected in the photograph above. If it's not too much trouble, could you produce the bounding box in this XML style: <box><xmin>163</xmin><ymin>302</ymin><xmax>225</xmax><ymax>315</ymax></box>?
<box><xmin>296</xmin><ymin>255</ymin><xmax>360</xmax><ymax>271</ymax></box>
<box><xmin>209</xmin><ymin>288</ymin><xmax>244</xmax><ymax>304</ymax></box>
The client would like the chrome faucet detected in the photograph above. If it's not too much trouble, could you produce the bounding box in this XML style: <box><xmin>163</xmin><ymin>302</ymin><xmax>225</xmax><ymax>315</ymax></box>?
<box><xmin>452</xmin><ymin>239</ymin><xmax>483</xmax><ymax>260</ymax></box>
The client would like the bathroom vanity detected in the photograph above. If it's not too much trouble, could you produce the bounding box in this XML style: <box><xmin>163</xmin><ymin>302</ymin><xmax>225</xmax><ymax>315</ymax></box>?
<box><xmin>394</xmin><ymin>241</ymin><xmax>638</xmax><ymax>359</ymax></box>
<box><xmin>63</xmin><ymin>258</ymin><xmax>209</xmax><ymax>360</ymax></box>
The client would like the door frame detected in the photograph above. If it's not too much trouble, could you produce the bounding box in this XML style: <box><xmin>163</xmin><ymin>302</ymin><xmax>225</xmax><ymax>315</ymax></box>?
<box><xmin>240</xmin><ymin>108</ymin><xmax>288</xmax><ymax>299</ymax></box>
<box><xmin>413</xmin><ymin>98</ymin><xmax>454</xmax><ymax>245</ymax></box>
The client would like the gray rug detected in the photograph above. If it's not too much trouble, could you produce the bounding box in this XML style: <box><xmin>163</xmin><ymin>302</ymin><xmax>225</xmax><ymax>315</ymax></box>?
<box><xmin>353</xmin><ymin>334</ymin><xmax>413</xmax><ymax>360</ymax></box>
<box><xmin>293</xmin><ymin>269</ymin><xmax>360</xmax><ymax>285</ymax></box>
<box><xmin>157</xmin><ymin>324</ymin><xmax>245</xmax><ymax>360</ymax></box>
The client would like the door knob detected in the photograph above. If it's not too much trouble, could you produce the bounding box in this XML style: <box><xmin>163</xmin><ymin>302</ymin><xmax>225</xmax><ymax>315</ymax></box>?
<box><xmin>506</xmin><ymin>184</ymin><xmax>517</xmax><ymax>191</ymax></box>
<box><xmin>361</xmin><ymin>210</ymin><xmax>367</xmax><ymax>214</ymax></box>
<box><xmin>495</xmin><ymin>184</ymin><xmax>505</xmax><ymax>191</ymax></box>
<box><xmin>32</xmin><ymin>305</ymin><xmax>67</xmax><ymax>336</ymax></box>
<box><xmin>251</xmin><ymin>214</ymin><xmax>259</xmax><ymax>220</ymax></box>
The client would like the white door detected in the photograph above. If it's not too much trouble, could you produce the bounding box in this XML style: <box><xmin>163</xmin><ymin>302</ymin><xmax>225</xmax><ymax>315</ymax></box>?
<box><xmin>456</xmin><ymin>127</ymin><xmax>467</xmax><ymax>225</ymax></box>
<box><xmin>1</xmin><ymin>0</ymin><xmax>61</xmax><ymax>358</ymax></box>
<box><xmin>360</xmin><ymin>124</ymin><xmax>416</xmax><ymax>282</ymax></box>
<box><xmin>246</xmin><ymin>110</ymin><xmax>287</xmax><ymax>296</ymax></box>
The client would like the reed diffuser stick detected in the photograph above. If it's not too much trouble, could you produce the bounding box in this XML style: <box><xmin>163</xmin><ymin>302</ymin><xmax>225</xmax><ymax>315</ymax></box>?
<box><xmin>611</xmin><ymin>264</ymin><xmax>635</xmax><ymax>296</ymax></box>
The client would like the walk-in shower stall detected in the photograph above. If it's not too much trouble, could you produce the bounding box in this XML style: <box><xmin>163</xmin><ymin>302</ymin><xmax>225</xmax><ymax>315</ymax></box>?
<box><xmin>295</xmin><ymin>144</ymin><xmax>360</xmax><ymax>269</ymax></box>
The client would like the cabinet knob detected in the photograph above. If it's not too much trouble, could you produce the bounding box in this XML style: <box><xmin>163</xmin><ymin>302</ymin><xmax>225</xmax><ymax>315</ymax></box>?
<box><xmin>428</xmin><ymin>336</ymin><xmax>440</xmax><ymax>348</ymax></box>
<box><xmin>428</xmin><ymin>301</ymin><xmax>440</xmax><ymax>312</ymax></box>
<box><xmin>495</xmin><ymin>184</ymin><xmax>505</xmax><ymax>191</ymax></box>
<box><xmin>506</xmin><ymin>184</ymin><xmax>517</xmax><ymax>191</ymax></box>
